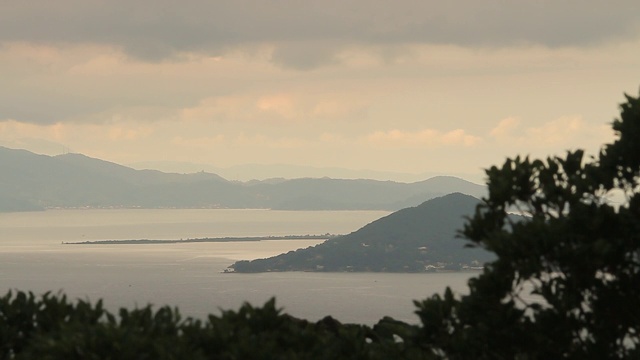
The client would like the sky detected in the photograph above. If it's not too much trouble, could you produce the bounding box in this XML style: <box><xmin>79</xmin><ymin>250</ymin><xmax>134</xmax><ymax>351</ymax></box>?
<box><xmin>1</xmin><ymin>1</ymin><xmax>640</xmax><ymax>183</ymax></box>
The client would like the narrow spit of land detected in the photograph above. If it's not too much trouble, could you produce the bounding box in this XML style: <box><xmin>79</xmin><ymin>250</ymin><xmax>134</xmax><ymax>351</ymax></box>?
<box><xmin>63</xmin><ymin>234</ymin><xmax>337</xmax><ymax>245</ymax></box>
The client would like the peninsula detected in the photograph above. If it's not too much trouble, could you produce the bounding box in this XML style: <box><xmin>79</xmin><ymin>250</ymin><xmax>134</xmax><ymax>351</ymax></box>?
<box><xmin>230</xmin><ymin>193</ymin><xmax>494</xmax><ymax>272</ymax></box>
<box><xmin>64</xmin><ymin>234</ymin><xmax>334</xmax><ymax>245</ymax></box>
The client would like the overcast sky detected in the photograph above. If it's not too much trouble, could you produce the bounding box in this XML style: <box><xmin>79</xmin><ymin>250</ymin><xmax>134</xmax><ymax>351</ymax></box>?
<box><xmin>2</xmin><ymin>1</ymin><xmax>640</xmax><ymax>182</ymax></box>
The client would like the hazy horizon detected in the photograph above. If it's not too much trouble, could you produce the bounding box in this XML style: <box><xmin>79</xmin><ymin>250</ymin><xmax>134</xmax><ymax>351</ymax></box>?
<box><xmin>125</xmin><ymin>157</ymin><xmax>485</xmax><ymax>183</ymax></box>
<box><xmin>2</xmin><ymin>144</ymin><xmax>485</xmax><ymax>183</ymax></box>
<box><xmin>2</xmin><ymin>2</ymin><xmax>639</xmax><ymax>181</ymax></box>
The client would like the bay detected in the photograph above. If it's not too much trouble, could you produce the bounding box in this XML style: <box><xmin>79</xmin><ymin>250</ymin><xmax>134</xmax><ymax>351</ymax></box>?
<box><xmin>0</xmin><ymin>209</ymin><xmax>476</xmax><ymax>325</ymax></box>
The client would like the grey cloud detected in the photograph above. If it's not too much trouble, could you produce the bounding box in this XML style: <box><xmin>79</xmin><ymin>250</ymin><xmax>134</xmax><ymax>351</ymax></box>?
<box><xmin>2</xmin><ymin>0</ymin><xmax>639</xmax><ymax>66</ymax></box>
<box><xmin>0</xmin><ymin>73</ymin><xmax>205</xmax><ymax>125</ymax></box>
<box><xmin>2</xmin><ymin>1</ymin><xmax>638</xmax><ymax>124</ymax></box>
<box><xmin>0</xmin><ymin>91</ymin><xmax>98</xmax><ymax>124</ymax></box>
<box><xmin>270</xmin><ymin>42</ymin><xmax>342</xmax><ymax>70</ymax></box>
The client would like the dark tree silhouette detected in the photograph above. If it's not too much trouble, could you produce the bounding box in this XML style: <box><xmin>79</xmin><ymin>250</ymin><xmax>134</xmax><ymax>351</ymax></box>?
<box><xmin>414</xmin><ymin>91</ymin><xmax>640</xmax><ymax>359</ymax></box>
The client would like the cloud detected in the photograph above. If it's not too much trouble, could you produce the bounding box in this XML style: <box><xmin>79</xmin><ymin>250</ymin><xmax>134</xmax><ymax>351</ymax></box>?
<box><xmin>179</xmin><ymin>91</ymin><xmax>369</xmax><ymax>124</ymax></box>
<box><xmin>179</xmin><ymin>94</ymin><xmax>302</xmax><ymax>123</ymax></box>
<box><xmin>171</xmin><ymin>135</ymin><xmax>226</xmax><ymax>149</ymax></box>
<box><xmin>0</xmin><ymin>118</ymin><xmax>154</xmax><ymax>146</ymax></box>
<box><xmin>490</xmin><ymin>117</ymin><xmax>520</xmax><ymax>139</ymax></box>
<box><xmin>526</xmin><ymin>116</ymin><xmax>584</xmax><ymax>146</ymax></box>
<box><xmin>0</xmin><ymin>120</ymin><xmax>67</xmax><ymax>142</ymax></box>
<box><xmin>180</xmin><ymin>96</ymin><xmax>256</xmax><ymax>123</ymax></box>
<box><xmin>489</xmin><ymin>115</ymin><xmax>612</xmax><ymax>150</ymax></box>
<box><xmin>366</xmin><ymin>128</ymin><xmax>481</xmax><ymax>147</ymax></box>
<box><xmin>3</xmin><ymin>27</ymin><xmax>639</xmax><ymax>127</ymax></box>
<box><xmin>107</xmin><ymin>125</ymin><xmax>153</xmax><ymax>141</ymax></box>
<box><xmin>256</xmin><ymin>94</ymin><xmax>297</xmax><ymax>119</ymax></box>
<box><xmin>170</xmin><ymin>130</ymin><xmax>308</xmax><ymax>151</ymax></box>
<box><xmin>270</xmin><ymin>42</ymin><xmax>343</xmax><ymax>70</ymax></box>
<box><xmin>1</xmin><ymin>1</ymin><xmax>638</xmax><ymax>68</ymax></box>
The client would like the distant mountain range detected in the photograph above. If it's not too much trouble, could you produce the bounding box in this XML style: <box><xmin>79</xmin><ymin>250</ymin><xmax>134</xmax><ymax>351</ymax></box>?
<box><xmin>128</xmin><ymin>160</ymin><xmax>481</xmax><ymax>183</ymax></box>
<box><xmin>231</xmin><ymin>193</ymin><xmax>494</xmax><ymax>272</ymax></box>
<box><xmin>0</xmin><ymin>146</ymin><xmax>486</xmax><ymax>212</ymax></box>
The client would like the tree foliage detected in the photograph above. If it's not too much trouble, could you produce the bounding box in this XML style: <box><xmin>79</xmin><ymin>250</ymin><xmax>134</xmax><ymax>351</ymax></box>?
<box><xmin>414</xmin><ymin>91</ymin><xmax>640</xmax><ymax>359</ymax></box>
<box><xmin>0</xmin><ymin>290</ymin><xmax>432</xmax><ymax>359</ymax></box>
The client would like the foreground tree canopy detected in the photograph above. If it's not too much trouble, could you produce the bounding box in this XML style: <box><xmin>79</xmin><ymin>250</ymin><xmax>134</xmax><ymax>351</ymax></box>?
<box><xmin>1</xmin><ymin>91</ymin><xmax>639</xmax><ymax>359</ymax></box>
<box><xmin>414</xmin><ymin>91</ymin><xmax>640</xmax><ymax>359</ymax></box>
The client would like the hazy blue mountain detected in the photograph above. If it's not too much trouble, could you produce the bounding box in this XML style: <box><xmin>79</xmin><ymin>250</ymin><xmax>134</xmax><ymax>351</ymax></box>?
<box><xmin>0</xmin><ymin>147</ymin><xmax>236</xmax><ymax>209</ymax></box>
<box><xmin>128</xmin><ymin>160</ymin><xmax>447</xmax><ymax>183</ymax></box>
<box><xmin>55</xmin><ymin>153</ymin><xmax>228</xmax><ymax>185</ymax></box>
<box><xmin>0</xmin><ymin>147</ymin><xmax>486</xmax><ymax>212</ymax></box>
<box><xmin>231</xmin><ymin>193</ymin><xmax>495</xmax><ymax>272</ymax></box>
<box><xmin>249</xmin><ymin>176</ymin><xmax>485</xmax><ymax>211</ymax></box>
<box><xmin>0</xmin><ymin>195</ymin><xmax>43</xmax><ymax>212</ymax></box>
<box><xmin>1</xmin><ymin>147</ymin><xmax>137</xmax><ymax>208</ymax></box>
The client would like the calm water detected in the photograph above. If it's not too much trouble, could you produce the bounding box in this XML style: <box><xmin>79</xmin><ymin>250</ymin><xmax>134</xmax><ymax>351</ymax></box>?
<box><xmin>0</xmin><ymin>209</ymin><xmax>477</xmax><ymax>324</ymax></box>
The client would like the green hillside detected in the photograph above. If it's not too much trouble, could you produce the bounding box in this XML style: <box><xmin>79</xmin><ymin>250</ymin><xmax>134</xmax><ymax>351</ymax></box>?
<box><xmin>231</xmin><ymin>193</ymin><xmax>494</xmax><ymax>272</ymax></box>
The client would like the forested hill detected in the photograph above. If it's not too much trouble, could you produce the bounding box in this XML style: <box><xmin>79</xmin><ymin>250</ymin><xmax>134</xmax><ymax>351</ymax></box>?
<box><xmin>231</xmin><ymin>193</ymin><xmax>495</xmax><ymax>272</ymax></box>
<box><xmin>0</xmin><ymin>146</ymin><xmax>485</xmax><ymax>212</ymax></box>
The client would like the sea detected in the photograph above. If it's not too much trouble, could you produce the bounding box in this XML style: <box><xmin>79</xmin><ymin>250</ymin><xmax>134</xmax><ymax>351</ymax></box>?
<box><xmin>0</xmin><ymin>209</ymin><xmax>477</xmax><ymax>325</ymax></box>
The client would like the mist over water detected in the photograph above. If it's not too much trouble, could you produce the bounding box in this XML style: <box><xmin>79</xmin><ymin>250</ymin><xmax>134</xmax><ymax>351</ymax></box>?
<box><xmin>0</xmin><ymin>209</ymin><xmax>475</xmax><ymax>324</ymax></box>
